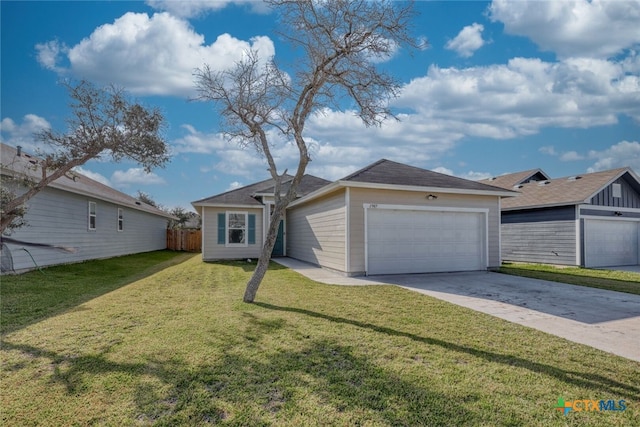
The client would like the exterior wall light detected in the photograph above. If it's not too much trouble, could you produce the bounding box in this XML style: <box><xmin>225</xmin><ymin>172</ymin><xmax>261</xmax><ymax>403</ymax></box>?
<box><xmin>614</xmin><ymin>211</ymin><xmax>623</xmax><ymax>216</ymax></box>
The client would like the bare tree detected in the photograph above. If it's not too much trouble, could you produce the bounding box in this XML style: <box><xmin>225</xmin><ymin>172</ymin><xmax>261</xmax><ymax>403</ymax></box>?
<box><xmin>195</xmin><ymin>0</ymin><xmax>420</xmax><ymax>302</ymax></box>
<box><xmin>1</xmin><ymin>80</ymin><xmax>169</xmax><ymax>234</ymax></box>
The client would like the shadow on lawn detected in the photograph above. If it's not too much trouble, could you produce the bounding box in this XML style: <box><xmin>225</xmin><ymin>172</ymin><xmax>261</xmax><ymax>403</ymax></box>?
<box><xmin>255</xmin><ymin>302</ymin><xmax>640</xmax><ymax>400</ymax></box>
<box><xmin>0</xmin><ymin>251</ymin><xmax>195</xmax><ymax>335</ymax></box>
<box><xmin>3</xmin><ymin>337</ymin><xmax>475</xmax><ymax>425</ymax></box>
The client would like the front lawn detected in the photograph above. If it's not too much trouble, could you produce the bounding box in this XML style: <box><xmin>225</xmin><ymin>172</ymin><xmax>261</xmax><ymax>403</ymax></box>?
<box><xmin>2</xmin><ymin>255</ymin><xmax>639</xmax><ymax>426</ymax></box>
<box><xmin>499</xmin><ymin>263</ymin><xmax>640</xmax><ymax>296</ymax></box>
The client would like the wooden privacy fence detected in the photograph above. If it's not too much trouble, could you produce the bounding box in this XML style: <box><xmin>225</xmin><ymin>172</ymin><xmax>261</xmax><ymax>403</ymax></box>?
<box><xmin>167</xmin><ymin>229</ymin><xmax>202</xmax><ymax>252</ymax></box>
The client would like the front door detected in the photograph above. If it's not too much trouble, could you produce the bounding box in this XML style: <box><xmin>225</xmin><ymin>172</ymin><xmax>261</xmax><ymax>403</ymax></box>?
<box><xmin>271</xmin><ymin>220</ymin><xmax>284</xmax><ymax>257</ymax></box>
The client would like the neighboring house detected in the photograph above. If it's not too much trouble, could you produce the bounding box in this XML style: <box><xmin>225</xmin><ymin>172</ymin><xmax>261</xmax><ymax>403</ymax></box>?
<box><xmin>480</xmin><ymin>167</ymin><xmax>640</xmax><ymax>268</ymax></box>
<box><xmin>193</xmin><ymin>159</ymin><xmax>515</xmax><ymax>276</ymax></box>
<box><xmin>1</xmin><ymin>143</ymin><xmax>174</xmax><ymax>273</ymax></box>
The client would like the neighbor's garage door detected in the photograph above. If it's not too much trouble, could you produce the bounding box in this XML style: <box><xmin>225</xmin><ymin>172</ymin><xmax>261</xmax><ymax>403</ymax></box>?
<box><xmin>584</xmin><ymin>219</ymin><xmax>639</xmax><ymax>267</ymax></box>
<box><xmin>366</xmin><ymin>208</ymin><xmax>486</xmax><ymax>275</ymax></box>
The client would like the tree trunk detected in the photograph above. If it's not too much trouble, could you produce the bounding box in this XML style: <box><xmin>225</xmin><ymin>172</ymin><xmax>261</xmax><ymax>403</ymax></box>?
<box><xmin>243</xmin><ymin>203</ymin><xmax>286</xmax><ymax>302</ymax></box>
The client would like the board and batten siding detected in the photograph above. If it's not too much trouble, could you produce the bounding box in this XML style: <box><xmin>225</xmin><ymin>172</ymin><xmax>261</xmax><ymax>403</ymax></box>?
<box><xmin>6</xmin><ymin>186</ymin><xmax>168</xmax><ymax>272</ymax></box>
<box><xmin>501</xmin><ymin>206</ymin><xmax>577</xmax><ymax>265</ymax></box>
<box><xmin>347</xmin><ymin>188</ymin><xmax>502</xmax><ymax>275</ymax></box>
<box><xmin>201</xmin><ymin>207</ymin><xmax>263</xmax><ymax>260</ymax></box>
<box><xmin>286</xmin><ymin>190</ymin><xmax>347</xmax><ymax>272</ymax></box>
<box><xmin>590</xmin><ymin>175</ymin><xmax>640</xmax><ymax>208</ymax></box>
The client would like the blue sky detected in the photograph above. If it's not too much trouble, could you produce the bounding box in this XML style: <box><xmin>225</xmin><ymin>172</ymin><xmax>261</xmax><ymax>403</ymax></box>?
<box><xmin>1</xmin><ymin>0</ymin><xmax>639</xmax><ymax>212</ymax></box>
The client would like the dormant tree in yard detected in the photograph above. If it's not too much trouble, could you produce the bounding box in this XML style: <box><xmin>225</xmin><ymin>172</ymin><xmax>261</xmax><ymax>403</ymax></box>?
<box><xmin>195</xmin><ymin>0</ymin><xmax>419</xmax><ymax>303</ymax></box>
<box><xmin>0</xmin><ymin>80</ymin><xmax>169</xmax><ymax>234</ymax></box>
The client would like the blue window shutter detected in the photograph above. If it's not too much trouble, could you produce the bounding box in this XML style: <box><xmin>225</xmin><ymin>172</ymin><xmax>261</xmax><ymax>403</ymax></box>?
<box><xmin>217</xmin><ymin>213</ymin><xmax>225</xmax><ymax>244</ymax></box>
<box><xmin>248</xmin><ymin>214</ymin><xmax>256</xmax><ymax>244</ymax></box>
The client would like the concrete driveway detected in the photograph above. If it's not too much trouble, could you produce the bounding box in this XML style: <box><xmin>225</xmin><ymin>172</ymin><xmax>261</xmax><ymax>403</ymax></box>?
<box><xmin>274</xmin><ymin>258</ymin><xmax>640</xmax><ymax>362</ymax></box>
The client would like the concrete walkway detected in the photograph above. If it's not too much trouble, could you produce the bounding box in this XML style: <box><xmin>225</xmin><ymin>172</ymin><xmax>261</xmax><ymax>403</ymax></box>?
<box><xmin>273</xmin><ymin>258</ymin><xmax>640</xmax><ymax>362</ymax></box>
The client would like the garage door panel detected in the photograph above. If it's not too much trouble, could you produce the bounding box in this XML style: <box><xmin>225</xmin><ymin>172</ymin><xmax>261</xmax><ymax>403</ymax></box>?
<box><xmin>585</xmin><ymin>220</ymin><xmax>638</xmax><ymax>267</ymax></box>
<box><xmin>367</xmin><ymin>208</ymin><xmax>485</xmax><ymax>275</ymax></box>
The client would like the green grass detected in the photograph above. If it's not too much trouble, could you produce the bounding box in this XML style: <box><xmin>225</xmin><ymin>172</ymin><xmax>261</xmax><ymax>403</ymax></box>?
<box><xmin>499</xmin><ymin>263</ymin><xmax>640</xmax><ymax>296</ymax></box>
<box><xmin>2</xmin><ymin>255</ymin><xmax>639</xmax><ymax>426</ymax></box>
<box><xmin>0</xmin><ymin>250</ymin><xmax>190</xmax><ymax>333</ymax></box>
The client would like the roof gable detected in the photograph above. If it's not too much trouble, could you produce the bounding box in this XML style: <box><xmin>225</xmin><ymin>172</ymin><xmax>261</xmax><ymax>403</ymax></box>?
<box><xmin>341</xmin><ymin>159</ymin><xmax>513</xmax><ymax>193</ymax></box>
<box><xmin>192</xmin><ymin>174</ymin><xmax>330</xmax><ymax>206</ymax></box>
<box><xmin>480</xmin><ymin>169</ymin><xmax>550</xmax><ymax>189</ymax></box>
<box><xmin>1</xmin><ymin>143</ymin><xmax>172</xmax><ymax>218</ymax></box>
<box><xmin>501</xmin><ymin>167</ymin><xmax>639</xmax><ymax>210</ymax></box>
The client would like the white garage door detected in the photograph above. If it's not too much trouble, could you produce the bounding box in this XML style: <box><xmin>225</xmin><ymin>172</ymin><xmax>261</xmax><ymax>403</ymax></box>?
<box><xmin>366</xmin><ymin>208</ymin><xmax>486</xmax><ymax>275</ymax></box>
<box><xmin>584</xmin><ymin>219</ymin><xmax>639</xmax><ymax>267</ymax></box>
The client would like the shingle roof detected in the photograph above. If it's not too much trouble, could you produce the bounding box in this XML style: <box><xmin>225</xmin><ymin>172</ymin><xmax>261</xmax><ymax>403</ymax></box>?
<box><xmin>341</xmin><ymin>159</ymin><xmax>514</xmax><ymax>193</ymax></box>
<box><xmin>1</xmin><ymin>143</ymin><xmax>173</xmax><ymax>218</ymax></box>
<box><xmin>192</xmin><ymin>174</ymin><xmax>330</xmax><ymax>206</ymax></box>
<box><xmin>479</xmin><ymin>169</ymin><xmax>550</xmax><ymax>189</ymax></box>
<box><xmin>495</xmin><ymin>167</ymin><xmax>636</xmax><ymax>210</ymax></box>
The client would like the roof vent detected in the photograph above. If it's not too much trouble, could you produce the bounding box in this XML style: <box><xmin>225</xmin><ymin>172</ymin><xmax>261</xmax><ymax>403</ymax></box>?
<box><xmin>538</xmin><ymin>180</ymin><xmax>550</xmax><ymax>186</ymax></box>
<box><xmin>513</xmin><ymin>184</ymin><xmax>524</xmax><ymax>189</ymax></box>
<box><xmin>567</xmin><ymin>176</ymin><xmax>582</xmax><ymax>181</ymax></box>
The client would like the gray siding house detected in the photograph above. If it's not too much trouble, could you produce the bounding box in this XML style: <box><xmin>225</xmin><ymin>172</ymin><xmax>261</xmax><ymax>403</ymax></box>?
<box><xmin>1</xmin><ymin>144</ymin><xmax>173</xmax><ymax>273</ymax></box>
<box><xmin>193</xmin><ymin>159</ymin><xmax>515</xmax><ymax>276</ymax></box>
<box><xmin>481</xmin><ymin>167</ymin><xmax>640</xmax><ymax>268</ymax></box>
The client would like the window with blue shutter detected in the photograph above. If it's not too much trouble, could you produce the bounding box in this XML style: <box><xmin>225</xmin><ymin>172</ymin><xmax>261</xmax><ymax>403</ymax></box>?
<box><xmin>217</xmin><ymin>213</ymin><xmax>225</xmax><ymax>244</ymax></box>
<box><xmin>248</xmin><ymin>214</ymin><xmax>256</xmax><ymax>244</ymax></box>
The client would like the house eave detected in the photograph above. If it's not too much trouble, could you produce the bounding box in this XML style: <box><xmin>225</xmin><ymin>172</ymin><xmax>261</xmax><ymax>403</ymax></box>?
<box><xmin>288</xmin><ymin>180</ymin><xmax>517</xmax><ymax>208</ymax></box>
<box><xmin>502</xmin><ymin>201</ymin><xmax>580</xmax><ymax>212</ymax></box>
<box><xmin>191</xmin><ymin>202</ymin><xmax>266</xmax><ymax>209</ymax></box>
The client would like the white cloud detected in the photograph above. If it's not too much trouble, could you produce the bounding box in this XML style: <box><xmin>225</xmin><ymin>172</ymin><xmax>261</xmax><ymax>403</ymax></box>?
<box><xmin>73</xmin><ymin>167</ymin><xmax>112</xmax><ymax>187</ymax></box>
<box><xmin>226</xmin><ymin>181</ymin><xmax>244</xmax><ymax>191</ymax></box>
<box><xmin>35</xmin><ymin>40</ymin><xmax>68</xmax><ymax>72</ymax></box>
<box><xmin>40</xmin><ymin>12</ymin><xmax>275</xmax><ymax>97</ymax></box>
<box><xmin>0</xmin><ymin>115</ymin><xmax>52</xmax><ymax>153</ymax></box>
<box><xmin>394</xmin><ymin>57</ymin><xmax>640</xmax><ymax>139</ymax></box>
<box><xmin>587</xmin><ymin>140</ymin><xmax>640</xmax><ymax>172</ymax></box>
<box><xmin>489</xmin><ymin>0</ymin><xmax>640</xmax><ymax>59</ymax></box>
<box><xmin>559</xmin><ymin>151</ymin><xmax>584</xmax><ymax>161</ymax></box>
<box><xmin>111</xmin><ymin>168</ymin><xmax>166</xmax><ymax>188</ymax></box>
<box><xmin>539</xmin><ymin>146</ymin><xmax>557</xmax><ymax>156</ymax></box>
<box><xmin>172</xmin><ymin>124</ymin><xmax>227</xmax><ymax>154</ymax></box>
<box><xmin>146</xmin><ymin>0</ymin><xmax>269</xmax><ymax>18</ymax></box>
<box><xmin>445</xmin><ymin>23</ymin><xmax>485</xmax><ymax>58</ymax></box>
<box><xmin>433</xmin><ymin>166</ymin><xmax>492</xmax><ymax>181</ymax></box>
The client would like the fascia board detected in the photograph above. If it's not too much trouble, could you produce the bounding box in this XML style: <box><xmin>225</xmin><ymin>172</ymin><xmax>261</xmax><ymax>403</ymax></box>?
<box><xmin>337</xmin><ymin>180</ymin><xmax>518</xmax><ymax>197</ymax></box>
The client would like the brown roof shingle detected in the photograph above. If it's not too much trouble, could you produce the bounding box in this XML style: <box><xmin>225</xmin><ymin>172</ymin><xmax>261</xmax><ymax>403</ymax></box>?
<box><xmin>498</xmin><ymin>167</ymin><xmax>634</xmax><ymax>210</ymax></box>
<box><xmin>1</xmin><ymin>143</ymin><xmax>172</xmax><ymax>218</ymax></box>
<box><xmin>342</xmin><ymin>159</ymin><xmax>514</xmax><ymax>193</ymax></box>
<box><xmin>192</xmin><ymin>174</ymin><xmax>330</xmax><ymax>206</ymax></box>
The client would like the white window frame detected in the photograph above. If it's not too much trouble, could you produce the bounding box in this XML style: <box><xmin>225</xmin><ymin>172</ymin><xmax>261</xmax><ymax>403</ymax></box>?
<box><xmin>612</xmin><ymin>183</ymin><xmax>622</xmax><ymax>198</ymax></box>
<box><xmin>226</xmin><ymin>211</ymin><xmax>248</xmax><ymax>247</ymax></box>
<box><xmin>88</xmin><ymin>202</ymin><xmax>97</xmax><ymax>231</ymax></box>
<box><xmin>117</xmin><ymin>208</ymin><xmax>124</xmax><ymax>232</ymax></box>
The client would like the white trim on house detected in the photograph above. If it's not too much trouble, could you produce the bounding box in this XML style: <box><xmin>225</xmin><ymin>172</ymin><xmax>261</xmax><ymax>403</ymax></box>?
<box><xmin>225</xmin><ymin>211</ymin><xmax>249</xmax><ymax>247</ymax></box>
<box><xmin>117</xmin><ymin>208</ymin><xmax>124</xmax><ymax>232</ymax></box>
<box><xmin>578</xmin><ymin>204</ymin><xmax>640</xmax><ymax>214</ymax></box>
<box><xmin>194</xmin><ymin>203</ymin><xmax>263</xmax><ymax>209</ymax></box>
<box><xmin>345</xmin><ymin>187</ymin><xmax>351</xmax><ymax>273</ymax></box>
<box><xmin>88</xmin><ymin>201</ymin><xmax>97</xmax><ymax>231</ymax></box>
<box><xmin>362</xmin><ymin>204</ymin><xmax>490</xmax><ymax>275</ymax></box>
<box><xmin>575</xmin><ymin>205</ymin><xmax>581</xmax><ymax>266</ymax></box>
<box><xmin>289</xmin><ymin>181</ymin><xmax>515</xmax><ymax>209</ymax></box>
<box><xmin>498</xmin><ymin>197</ymin><xmax>502</xmax><ymax>265</ymax></box>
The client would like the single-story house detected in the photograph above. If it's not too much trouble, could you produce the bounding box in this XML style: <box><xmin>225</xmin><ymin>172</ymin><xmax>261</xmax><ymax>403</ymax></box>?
<box><xmin>192</xmin><ymin>159</ymin><xmax>516</xmax><ymax>276</ymax></box>
<box><xmin>480</xmin><ymin>167</ymin><xmax>640</xmax><ymax>268</ymax></box>
<box><xmin>1</xmin><ymin>143</ymin><xmax>174</xmax><ymax>273</ymax></box>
